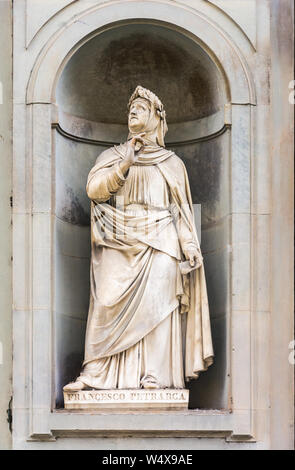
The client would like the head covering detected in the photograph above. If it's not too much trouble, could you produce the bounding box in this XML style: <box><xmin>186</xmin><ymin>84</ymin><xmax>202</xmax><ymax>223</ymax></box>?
<box><xmin>128</xmin><ymin>85</ymin><xmax>168</xmax><ymax>147</ymax></box>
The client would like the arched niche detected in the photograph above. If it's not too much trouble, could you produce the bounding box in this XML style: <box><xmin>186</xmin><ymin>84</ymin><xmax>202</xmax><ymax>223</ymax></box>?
<box><xmin>25</xmin><ymin>0</ymin><xmax>255</xmax><ymax>439</ymax></box>
<box><xmin>53</xmin><ymin>21</ymin><xmax>230</xmax><ymax>409</ymax></box>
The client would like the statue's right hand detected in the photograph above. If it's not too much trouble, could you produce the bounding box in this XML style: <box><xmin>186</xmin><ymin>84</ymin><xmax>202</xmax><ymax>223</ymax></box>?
<box><xmin>119</xmin><ymin>133</ymin><xmax>145</xmax><ymax>176</ymax></box>
<box><xmin>124</xmin><ymin>133</ymin><xmax>145</xmax><ymax>165</ymax></box>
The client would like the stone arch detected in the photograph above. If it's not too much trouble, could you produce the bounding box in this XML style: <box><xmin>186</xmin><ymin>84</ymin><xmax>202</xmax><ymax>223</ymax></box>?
<box><xmin>26</xmin><ymin>0</ymin><xmax>256</xmax><ymax>105</ymax></box>
<box><xmin>24</xmin><ymin>0</ymin><xmax>256</xmax><ymax>432</ymax></box>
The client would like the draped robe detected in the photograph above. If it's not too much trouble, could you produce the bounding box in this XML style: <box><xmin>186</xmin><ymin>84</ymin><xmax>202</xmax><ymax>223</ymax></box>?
<box><xmin>77</xmin><ymin>143</ymin><xmax>214</xmax><ymax>389</ymax></box>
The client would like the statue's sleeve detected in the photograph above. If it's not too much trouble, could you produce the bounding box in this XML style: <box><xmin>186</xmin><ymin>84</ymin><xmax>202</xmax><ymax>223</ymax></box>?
<box><xmin>168</xmin><ymin>159</ymin><xmax>201</xmax><ymax>255</ymax></box>
<box><xmin>86</xmin><ymin>162</ymin><xmax>126</xmax><ymax>202</ymax></box>
<box><xmin>171</xmin><ymin>197</ymin><xmax>200</xmax><ymax>254</ymax></box>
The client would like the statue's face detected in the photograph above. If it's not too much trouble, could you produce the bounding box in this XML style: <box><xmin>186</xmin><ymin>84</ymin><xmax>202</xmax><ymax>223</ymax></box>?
<box><xmin>128</xmin><ymin>98</ymin><xmax>150</xmax><ymax>133</ymax></box>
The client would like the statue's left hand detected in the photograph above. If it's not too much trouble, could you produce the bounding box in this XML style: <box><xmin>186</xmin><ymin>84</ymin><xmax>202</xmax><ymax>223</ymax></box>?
<box><xmin>183</xmin><ymin>247</ymin><xmax>203</xmax><ymax>268</ymax></box>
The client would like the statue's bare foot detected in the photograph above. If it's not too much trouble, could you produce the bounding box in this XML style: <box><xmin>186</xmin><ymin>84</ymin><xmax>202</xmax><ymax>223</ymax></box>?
<box><xmin>63</xmin><ymin>380</ymin><xmax>86</xmax><ymax>392</ymax></box>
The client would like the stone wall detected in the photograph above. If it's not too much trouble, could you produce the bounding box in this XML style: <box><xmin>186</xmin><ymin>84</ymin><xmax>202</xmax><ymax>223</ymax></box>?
<box><xmin>4</xmin><ymin>0</ymin><xmax>294</xmax><ymax>449</ymax></box>
<box><xmin>269</xmin><ymin>0</ymin><xmax>294</xmax><ymax>450</ymax></box>
<box><xmin>0</xmin><ymin>0</ymin><xmax>12</xmax><ymax>451</ymax></box>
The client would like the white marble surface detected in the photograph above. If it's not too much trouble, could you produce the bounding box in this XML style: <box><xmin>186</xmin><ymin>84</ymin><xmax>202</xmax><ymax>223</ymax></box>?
<box><xmin>64</xmin><ymin>389</ymin><xmax>189</xmax><ymax>410</ymax></box>
<box><xmin>8</xmin><ymin>0</ymin><xmax>294</xmax><ymax>450</ymax></box>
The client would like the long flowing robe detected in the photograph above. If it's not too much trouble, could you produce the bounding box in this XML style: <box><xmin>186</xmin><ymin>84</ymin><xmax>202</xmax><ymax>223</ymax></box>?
<box><xmin>77</xmin><ymin>143</ymin><xmax>214</xmax><ymax>389</ymax></box>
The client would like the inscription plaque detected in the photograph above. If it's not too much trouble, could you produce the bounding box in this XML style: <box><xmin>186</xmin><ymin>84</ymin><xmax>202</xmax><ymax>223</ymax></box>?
<box><xmin>64</xmin><ymin>388</ymin><xmax>189</xmax><ymax>410</ymax></box>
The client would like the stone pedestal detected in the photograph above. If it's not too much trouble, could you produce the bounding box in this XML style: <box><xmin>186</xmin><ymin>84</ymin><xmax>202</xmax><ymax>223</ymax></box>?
<box><xmin>64</xmin><ymin>389</ymin><xmax>189</xmax><ymax>410</ymax></box>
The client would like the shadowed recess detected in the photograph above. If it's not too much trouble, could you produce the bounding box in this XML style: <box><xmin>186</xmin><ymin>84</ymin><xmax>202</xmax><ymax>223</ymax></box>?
<box><xmin>57</xmin><ymin>23</ymin><xmax>226</xmax><ymax>124</ymax></box>
<box><xmin>54</xmin><ymin>21</ymin><xmax>229</xmax><ymax>411</ymax></box>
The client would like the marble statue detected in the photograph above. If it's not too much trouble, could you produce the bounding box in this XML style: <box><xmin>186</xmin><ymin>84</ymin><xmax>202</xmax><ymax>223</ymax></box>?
<box><xmin>63</xmin><ymin>86</ymin><xmax>213</xmax><ymax>394</ymax></box>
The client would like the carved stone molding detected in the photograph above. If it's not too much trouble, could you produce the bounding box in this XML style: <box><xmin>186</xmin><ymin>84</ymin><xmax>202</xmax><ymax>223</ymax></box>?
<box><xmin>52</xmin><ymin>106</ymin><xmax>231</xmax><ymax>147</ymax></box>
<box><xmin>13</xmin><ymin>0</ymin><xmax>274</xmax><ymax>448</ymax></box>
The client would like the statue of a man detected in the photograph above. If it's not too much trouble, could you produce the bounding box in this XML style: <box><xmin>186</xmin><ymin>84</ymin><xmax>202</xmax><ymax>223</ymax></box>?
<box><xmin>64</xmin><ymin>86</ymin><xmax>213</xmax><ymax>392</ymax></box>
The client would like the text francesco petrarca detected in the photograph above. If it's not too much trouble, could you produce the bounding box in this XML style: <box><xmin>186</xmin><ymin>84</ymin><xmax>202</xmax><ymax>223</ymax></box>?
<box><xmin>101</xmin><ymin>454</ymin><xmax>193</xmax><ymax>466</ymax></box>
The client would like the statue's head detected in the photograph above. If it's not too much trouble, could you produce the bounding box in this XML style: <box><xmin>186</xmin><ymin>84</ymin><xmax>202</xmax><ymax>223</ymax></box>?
<box><xmin>127</xmin><ymin>85</ymin><xmax>168</xmax><ymax>147</ymax></box>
